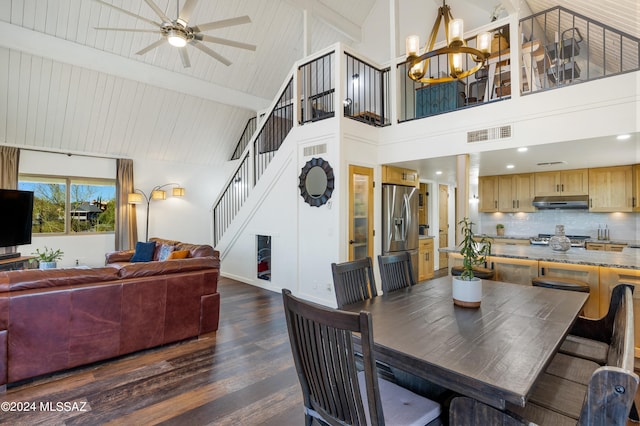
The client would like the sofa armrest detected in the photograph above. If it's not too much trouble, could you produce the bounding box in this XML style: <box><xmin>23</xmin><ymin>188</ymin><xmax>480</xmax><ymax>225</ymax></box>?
<box><xmin>105</xmin><ymin>250</ymin><xmax>135</xmax><ymax>265</ymax></box>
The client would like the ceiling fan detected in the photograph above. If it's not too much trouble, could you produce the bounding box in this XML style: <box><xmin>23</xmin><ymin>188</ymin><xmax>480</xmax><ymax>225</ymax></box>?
<box><xmin>94</xmin><ymin>0</ymin><xmax>256</xmax><ymax>68</ymax></box>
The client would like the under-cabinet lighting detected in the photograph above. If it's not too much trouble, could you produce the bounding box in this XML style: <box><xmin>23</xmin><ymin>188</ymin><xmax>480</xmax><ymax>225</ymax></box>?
<box><xmin>517</xmin><ymin>147</ymin><xmax>528</xmax><ymax>152</ymax></box>
<box><xmin>617</xmin><ymin>134</ymin><xmax>631</xmax><ymax>140</ymax></box>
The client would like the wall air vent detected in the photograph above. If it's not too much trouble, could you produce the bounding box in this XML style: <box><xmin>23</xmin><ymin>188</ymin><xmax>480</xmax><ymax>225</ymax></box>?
<box><xmin>536</xmin><ymin>161</ymin><xmax>568</xmax><ymax>166</ymax></box>
<box><xmin>303</xmin><ymin>143</ymin><xmax>327</xmax><ymax>157</ymax></box>
<box><xmin>467</xmin><ymin>125</ymin><xmax>512</xmax><ymax>143</ymax></box>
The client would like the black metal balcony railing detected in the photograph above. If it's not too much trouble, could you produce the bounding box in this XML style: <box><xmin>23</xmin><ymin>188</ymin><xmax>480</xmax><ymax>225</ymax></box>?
<box><xmin>213</xmin><ymin>151</ymin><xmax>250</xmax><ymax>246</ymax></box>
<box><xmin>520</xmin><ymin>6</ymin><xmax>640</xmax><ymax>94</ymax></box>
<box><xmin>230</xmin><ymin>117</ymin><xmax>257</xmax><ymax>160</ymax></box>
<box><xmin>299</xmin><ymin>52</ymin><xmax>335</xmax><ymax>124</ymax></box>
<box><xmin>344</xmin><ymin>53</ymin><xmax>390</xmax><ymax>127</ymax></box>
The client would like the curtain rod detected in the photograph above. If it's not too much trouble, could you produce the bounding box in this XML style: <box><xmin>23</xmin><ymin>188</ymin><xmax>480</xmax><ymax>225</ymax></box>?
<box><xmin>10</xmin><ymin>145</ymin><xmax>127</xmax><ymax>161</ymax></box>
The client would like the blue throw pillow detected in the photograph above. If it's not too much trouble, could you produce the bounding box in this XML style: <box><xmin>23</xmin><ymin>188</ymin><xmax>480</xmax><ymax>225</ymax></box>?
<box><xmin>130</xmin><ymin>241</ymin><xmax>156</xmax><ymax>262</ymax></box>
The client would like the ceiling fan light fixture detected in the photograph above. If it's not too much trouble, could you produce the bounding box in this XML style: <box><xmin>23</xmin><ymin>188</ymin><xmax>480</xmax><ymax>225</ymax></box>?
<box><xmin>167</xmin><ymin>29</ymin><xmax>187</xmax><ymax>47</ymax></box>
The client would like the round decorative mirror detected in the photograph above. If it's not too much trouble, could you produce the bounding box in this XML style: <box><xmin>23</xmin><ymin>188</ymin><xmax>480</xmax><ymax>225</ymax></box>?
<box><xmin>298</xmin><ymin>157</ymin><xmax>335</xmax><ymax>207</ymax></box>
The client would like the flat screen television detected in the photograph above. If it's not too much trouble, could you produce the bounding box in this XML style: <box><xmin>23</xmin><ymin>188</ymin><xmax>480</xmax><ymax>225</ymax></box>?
<box><xmin>0</xmin><ymin>189</ymin><xmax>34</xmax><ymax>256</ymax></box>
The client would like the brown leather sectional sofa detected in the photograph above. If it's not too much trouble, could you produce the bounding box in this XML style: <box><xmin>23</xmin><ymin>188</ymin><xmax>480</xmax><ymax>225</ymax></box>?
<box><xmin>0</xmin><ymin>238</ymin><xmax>220</xmax><ymax>390</ymax></box>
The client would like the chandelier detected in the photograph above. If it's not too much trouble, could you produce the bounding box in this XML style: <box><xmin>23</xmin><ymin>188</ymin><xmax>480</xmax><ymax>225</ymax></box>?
<box><xmin>405</xmin><ymin>1</ymin><xmax>492</xmax><ymax>84</ymax></box>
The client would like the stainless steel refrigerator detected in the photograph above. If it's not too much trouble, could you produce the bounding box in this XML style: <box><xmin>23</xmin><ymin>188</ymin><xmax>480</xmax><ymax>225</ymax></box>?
<box><xmin>382</xmin><ymin>184</ymin><xmax>419</xmax><ymax>281</ymax></box>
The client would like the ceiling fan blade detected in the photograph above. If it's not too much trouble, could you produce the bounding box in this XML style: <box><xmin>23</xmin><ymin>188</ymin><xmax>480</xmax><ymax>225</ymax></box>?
<box><xmin>199</xmin><ymin>35</ymin><xmax>256</xmax><ymax>51</ymax></box>
<box><xmin>136</xmin><ymin>38</ymin><xmax>167</xmax><ymax>55</ymax></box>
<box><xmin>94</xmin><ymin>0</ymin><xmax>161</xmax><ymax>28</ymax></box>
<box><xmin>177</xmin><ymin>0</ymin><xmax>199</xmax><ymax>26</ymax></box>
<box><xmin>179</xmin><ymin>47</ymin><xmax>191</xmax><ymax>68</ymax></box>
<box><xmin>191</xmin><ymin>41</ymin><xmax>231</xmax><ymax>66</ymax></box>
<box><xmin>192</xmin><ymin>16</ymin><xmax>251</xmax><ymax>32</ymax></box>
<box><xmin>95</xmin><ymin>27</ymin><xmax>159</xmax><ymax>33</ymax></box>
<box><xmin>143</xmin><ymin>0</ymin><xmax>171</xmax><ymax>23</ymax></box>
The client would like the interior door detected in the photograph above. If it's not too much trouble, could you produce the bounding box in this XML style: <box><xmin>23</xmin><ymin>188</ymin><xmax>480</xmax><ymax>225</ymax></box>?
<box><xmin>439</xmin><ymin>184</ymin><xmax>449</xmax><ymax>269</ymax></box>
<box><xmin>349</xmin><ymin>165</ymin><xmax>374</xmax><ymax>261</ymax></box>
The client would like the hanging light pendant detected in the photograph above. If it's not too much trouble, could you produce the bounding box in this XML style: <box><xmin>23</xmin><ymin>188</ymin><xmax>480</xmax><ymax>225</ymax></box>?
<box><xmin>406</xmin><ymin>1</ymin><xmax>492</xmax><ymax>84</ymax></box>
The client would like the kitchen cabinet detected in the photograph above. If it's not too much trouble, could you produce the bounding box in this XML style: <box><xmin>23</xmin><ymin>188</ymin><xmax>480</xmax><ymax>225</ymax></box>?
<box><xmin>632</xmin><ymin>164</ymin><xmax>640</xmax><ymax>212</ymax></box>
<box><xmin>588</xmin><ymin>165</ymin><xmax>633</xmax><ymax>212</ymax></box>
<box><xmin>534</xmin><ymin>169</ymin><xmax>589</xmax><ymax>196</ymax></box>
<box><xmin>418</xmin><ymin>183</ymin><xmax>428</xmax><ymax>226</ymax></box>
<box><xmin>382</xmin><ymin>165</ymin><xmax>419</xmax><ymax>188</ymax></box>
<box><xmin>487</xmin><ymin>257</ymin><xmax>538</xmax><ymax>286</ymax></box>
<box><xmin>497</xmin><ymin>174</ymin><xmax>535</xmax><ymax>212</ymax></box>
<box><xmin>585</xmin><ymin>242</ymin><xmax>627</xmax><ymax>252</ymax></box>
<box><xmin>538</xmin><ymin>261</ymin><xmax>600</xmax><ymax>318</ymax></box>
<box><xmin>418</xmin><ymin>238</ymin><xmax>435</xmax><ymax>281</ymax></box>
<box><xmin>599</xmin><ymin>267</ymin><xmax>640</xmax><ymax>358</ymax></box>
<box><xmin>478</xmin><ymin>176</ymin><xmax>499</xmax><ymax>212</ymax></box>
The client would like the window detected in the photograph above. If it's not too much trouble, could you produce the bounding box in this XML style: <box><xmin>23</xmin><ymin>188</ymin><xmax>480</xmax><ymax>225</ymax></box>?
<box><xmin>18</xmin><ymin>175</ymin><xmax>116</xmax><ymax>235</ymax></box>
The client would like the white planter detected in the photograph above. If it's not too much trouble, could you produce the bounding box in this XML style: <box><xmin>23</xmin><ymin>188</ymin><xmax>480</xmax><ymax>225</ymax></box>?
<box><xmin>39</xmin><ymin>261</ymin><xmax>57</xmax><ymax>270</ymax></box>
<box><xmin>452</xmin><ymin>276</ymin><xmax>482</xmax><ymax>308</ymax></box>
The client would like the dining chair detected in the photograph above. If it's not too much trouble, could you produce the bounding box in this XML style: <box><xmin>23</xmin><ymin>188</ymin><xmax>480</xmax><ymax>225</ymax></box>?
<box><xmin>282</xmin><ymin>289</ymin><xmax>441</xmax><ymax>426</ymax></box>
<box><xmin>378</xmin><ymin>251</ymin><xmax>416</xmax><ymax>293</ymax></box>
<box><xmin>331</xmin><ymin>257</ymin><xmax>378</xmax><ymax>308</ymax></box>
<box><xmin>449</xmin><ymin>397</ymin><xmax>528</xmax><ymax>426</ymax></box>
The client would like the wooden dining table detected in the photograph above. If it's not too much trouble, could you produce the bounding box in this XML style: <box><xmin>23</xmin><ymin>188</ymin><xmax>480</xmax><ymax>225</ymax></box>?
<box><xmin>342</xmin><ymin>276</ymin><xmax>589</xmax><ymax>410</ymax></box>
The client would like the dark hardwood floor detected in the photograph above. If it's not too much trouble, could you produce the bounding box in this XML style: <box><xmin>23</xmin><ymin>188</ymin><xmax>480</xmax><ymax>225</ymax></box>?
<box><xmin>3</xmin><ymin>270</ymin><xmax>638</xmax><ymax>425</ymax></box>
<box><xmin>0</xmin><ymin>277</ymin><xmax>305</xmax><ymax>425</ymax></box>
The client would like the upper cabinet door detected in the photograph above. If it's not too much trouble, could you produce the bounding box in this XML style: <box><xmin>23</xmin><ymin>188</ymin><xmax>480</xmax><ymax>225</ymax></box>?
<box><xmin>589</xmin><ymin>165</ymin><xmax>633</xmax><ymax>212</ymax></box>
<box><xmin>534</xmin><ymin>169</ymin><xmax>588</xmax><ymax>196</ymax></box>
<box><xmin>478</xmin><ymin>176</ymin><xmax>499</xmax><ymax>212</ymax></box>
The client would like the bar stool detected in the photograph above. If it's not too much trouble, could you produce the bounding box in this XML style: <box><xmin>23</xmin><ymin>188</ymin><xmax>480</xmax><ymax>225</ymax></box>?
<box><xmin>451</xmin><ymin>266</ymin><xmax>495</xmax><ymax>280</ymax></box>
<box><xmin>532</xmin><ymin>277</ymin><xmax>590</xmax><ymax>293</ymax></box>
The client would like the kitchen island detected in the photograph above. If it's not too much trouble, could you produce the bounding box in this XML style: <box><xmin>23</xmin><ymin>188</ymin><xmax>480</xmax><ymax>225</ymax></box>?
<box><xmin>441</xmin><ymin>243</ymin><xmax>640</xmax><ymax>358</ymax></box>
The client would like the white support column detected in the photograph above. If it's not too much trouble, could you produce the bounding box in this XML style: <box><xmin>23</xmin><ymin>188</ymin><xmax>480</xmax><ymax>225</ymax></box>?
<box><xmin>303</xmin><ymin>9</ymin><xmax>312</xmax><ymax>57</ymax></box>
<box><xmin>389</xmin><ymin>0</ymin><xmax>399</xmax><ymax>124</ymax></box>
<box><xmin>456</xmin><ymin>154</ymin><xmax>470</xmax><ymax>246</ymax></box>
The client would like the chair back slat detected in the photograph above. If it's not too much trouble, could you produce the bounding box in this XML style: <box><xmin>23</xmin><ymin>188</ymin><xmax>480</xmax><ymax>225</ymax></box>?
<box><xmin>378</xmin><ymin>252</ymin><xmax>415</xmax><ymax>293</ymax></box>
<box><xmin>282</xmin><ymin>289</ymin><xmax>384</xmax><ymax>425</ymax></box>
<box><xmin>332</xmin><ymin>257</ymin><xmax>378</xmax><ymax>308</ymax></box>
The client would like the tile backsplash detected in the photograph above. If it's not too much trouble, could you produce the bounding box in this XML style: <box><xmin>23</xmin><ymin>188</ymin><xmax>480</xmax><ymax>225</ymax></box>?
<box><xmin>479</xmin><ymin>211</ymin><xmax>640</xmax><ymax>241</ymax></box>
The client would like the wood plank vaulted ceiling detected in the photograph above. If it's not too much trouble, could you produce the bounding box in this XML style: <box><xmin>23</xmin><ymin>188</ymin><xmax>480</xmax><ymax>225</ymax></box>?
<box><xmin>0</xmin><ymin>0</ymin><xmax>637</xmax><ymax>167</ymax></box>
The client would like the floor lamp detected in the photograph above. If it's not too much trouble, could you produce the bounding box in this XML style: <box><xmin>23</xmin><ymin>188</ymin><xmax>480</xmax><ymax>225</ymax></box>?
<box><xmin>128</xmin><ymin>183</ymin><xmax>185</xmax><ymax>242</ymax></box>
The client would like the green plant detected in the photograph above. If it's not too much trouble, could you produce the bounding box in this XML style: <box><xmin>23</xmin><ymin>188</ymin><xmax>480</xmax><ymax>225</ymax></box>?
<box><xmin>31</xmin><ymin>246</ymin><xmax>64</xmax><ymax>263</ymax></box>
<box><xmin>458</xmin><ymin>218</ymin><xmax>492</xmax><ymax>280</ymax></box>
<box><xmin>496</xmin><ymin>223</ymin><xmax>504</xmax><ymax>229</ymax></box>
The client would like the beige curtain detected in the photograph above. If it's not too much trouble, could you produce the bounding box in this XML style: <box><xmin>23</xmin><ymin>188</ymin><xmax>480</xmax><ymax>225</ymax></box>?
<box><xmin>115</xmin><ymin>159</ymin><xmax>137</xmax><ymax>250</ymax></box>
<box><xmin>0</xmin><ymin>146</ymin><xmax>20</xmax><ymax>255</ymax></box>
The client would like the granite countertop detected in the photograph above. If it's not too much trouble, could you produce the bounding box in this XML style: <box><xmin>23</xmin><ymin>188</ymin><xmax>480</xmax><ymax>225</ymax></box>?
<box><xmin>439</xmin><ymin>244</ymin><xmax>640</xmax><ymax>270</ymax></box>
<box><xmin>419</xmin><ymin>235</ymin><xmax>435</xmax><ymax>239</ymax></box>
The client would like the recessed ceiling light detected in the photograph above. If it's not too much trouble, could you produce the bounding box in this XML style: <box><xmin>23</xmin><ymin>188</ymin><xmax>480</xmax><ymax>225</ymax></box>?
<box><xmin>435</xmin><ymin>171</ymin><xmax>443</xmax><ymax>175</ymax></box>
<box><xmin>617</xmin><ymin>134</ymin><xmax>631</xmax><ymax>140</ymax></box>
<box><xmin>517</xmin><ymin>147</ymin><xmax>528</xmax><ymax>152</ymax></box>
<box><xmin>506</xmin><ymin>164</ymin><xmax>515</xmax><ymax>169</ymax></box>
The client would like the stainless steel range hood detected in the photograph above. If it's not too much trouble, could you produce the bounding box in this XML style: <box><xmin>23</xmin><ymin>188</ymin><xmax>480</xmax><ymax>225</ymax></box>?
<box><xmin>532</xmin><ymin>195</ymin><xmax>589</xmax><ymax>209</ymax></box>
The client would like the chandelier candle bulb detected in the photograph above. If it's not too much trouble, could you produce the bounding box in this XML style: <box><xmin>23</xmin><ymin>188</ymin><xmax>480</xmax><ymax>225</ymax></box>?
<box><xmin>406</xmin><ymin>35</ymin><xmax>421</xmax><ymax>57</ymax></box>
<box><xmin>449</xmin><ymin>19</ymin><xmax>463</xmax><ymax>43</ymax></box>
<box><xmin>477</xmin><ymin>32</ymin><xmax>492</xmax><ymax>54</ymax></box>
<box><xmin>452</xmin><ymin>53</ymin><xmax>463</xmax><ymax>74</ymax></box>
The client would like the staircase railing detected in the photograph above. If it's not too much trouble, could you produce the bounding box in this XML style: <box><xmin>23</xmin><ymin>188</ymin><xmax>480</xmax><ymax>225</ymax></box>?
<box><xmin>230</xmin><ymin>117</ymin><xmax>257</xmax><ymax>160</ymax></box>
<box><xmin>520</xmin><ymin>6</ymin><xmax>640</xmax><ymax>93</ymax></box>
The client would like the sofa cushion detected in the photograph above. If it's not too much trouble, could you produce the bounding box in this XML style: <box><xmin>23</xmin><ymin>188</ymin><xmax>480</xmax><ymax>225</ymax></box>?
<box><xmin>0</xmin><ymin>267</ymin><xmax>120</xmax><ymax>292</ymax></box>
<box><xmin>130</xmin><ymin>241</ymin><xmax>156</xmax><ymax>262</ymax></box>
<box><xmin>156</xmin><ymin>244</ymin><xmax>175</xmax><ymax>261</ymax></box>
<box><xmin>167</xmin><ymin>250</ymin><xmax>190</xmax><ymax>260</ymax></box>
<box><xmin>175</xmin><ymin>243</ymin><xmax>216</xmax><ymax>258</ymax></box>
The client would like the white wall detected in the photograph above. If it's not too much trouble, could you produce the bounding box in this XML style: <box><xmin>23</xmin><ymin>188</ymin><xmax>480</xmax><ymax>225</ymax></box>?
<box><xmin>17</xmin><ymin>149</ymin><xmax>224</xmax><ymax>267</ymax></box>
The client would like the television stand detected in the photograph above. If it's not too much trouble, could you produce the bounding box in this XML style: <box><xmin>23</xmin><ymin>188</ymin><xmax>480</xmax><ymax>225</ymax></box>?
<box><xmin>0</xmin><ymin>255</ymin><xmax>35</xmax><ymax>271</ymax></box>
<box><xmin>0</xmin><ymin>252</ymin><xmax>20</xmax><ymax>261</ymax></box>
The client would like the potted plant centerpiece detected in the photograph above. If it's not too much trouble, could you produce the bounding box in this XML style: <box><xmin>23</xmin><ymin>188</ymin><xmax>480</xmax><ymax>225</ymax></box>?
<box><xmin>31</xmin><ymin>247</ymin><xmax>64</xmax><ymax>269</ymax></box>
<box><xmin>453</xmin><ymin>218</ymin><xmax>492</xmax><ymax>308</ymax></box>
<box><xmin>496</xmin><ymin>223</ymin><xmax>505</xmax><ymax>236</ymax></box>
